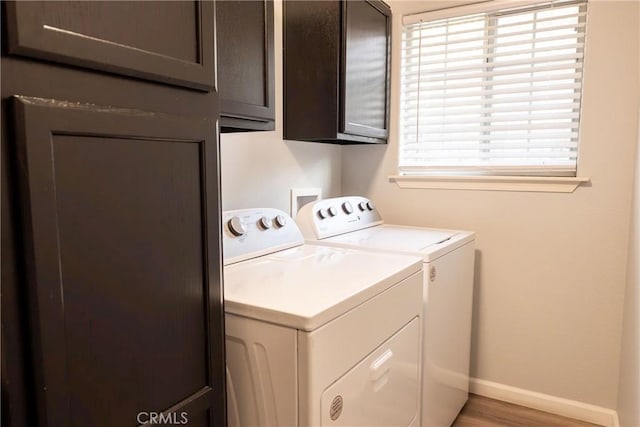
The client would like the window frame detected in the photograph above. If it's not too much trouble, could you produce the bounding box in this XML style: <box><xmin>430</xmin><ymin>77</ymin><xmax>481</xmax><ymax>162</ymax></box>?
<box><xmin>393</xmin><ymin>0</ymin><xmax>591</xmax><ymax>191</ymax></box>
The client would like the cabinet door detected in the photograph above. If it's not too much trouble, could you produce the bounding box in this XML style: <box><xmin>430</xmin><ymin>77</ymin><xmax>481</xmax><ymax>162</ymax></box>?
<box><xmin>4</xmin><ymin>1</ymin><xmax>215</xmax><ymax>91</ymax></box>
<box><xmin>217</xmin><ymin>0</ymin><xmax>275</xmax><ymax>131</ymax></box>
<box><xmin>341</xmin><ymin>0</ymin><xmax>391</xmax><ymax>141</ymax></box>
<box><xmin>12</xmin><ymin>96</ymin><xmax>225</xmax><ymax>426</ymax></box>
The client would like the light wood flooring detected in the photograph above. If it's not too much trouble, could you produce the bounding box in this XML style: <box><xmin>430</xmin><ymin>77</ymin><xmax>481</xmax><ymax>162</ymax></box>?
<box><xmin>452</xmin><ymin>394</ymin><xmax>602</xmax><ymax>427</ymax></box>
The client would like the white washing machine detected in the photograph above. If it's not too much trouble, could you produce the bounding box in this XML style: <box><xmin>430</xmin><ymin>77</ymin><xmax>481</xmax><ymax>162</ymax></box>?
<box><xmin>222</xmin><ymin>208</ymin><xmax>424</xmax><ymax>426</ymax></box>
<box><xmin>297</xmin><ymin>196</ymin><xmax>475</xmax><ymax>427</ymax></box>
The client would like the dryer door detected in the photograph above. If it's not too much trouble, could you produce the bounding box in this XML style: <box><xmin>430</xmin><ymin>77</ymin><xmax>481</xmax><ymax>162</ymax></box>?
<box><xmin>320</xmin><ymin>317</ymin><xmax>420</xmax><ymax>426</ymax></box>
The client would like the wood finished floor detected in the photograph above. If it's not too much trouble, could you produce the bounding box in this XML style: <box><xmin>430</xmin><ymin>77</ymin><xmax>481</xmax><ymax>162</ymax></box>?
<box><xmin>452</xmin><ymin>394</ymin><xmax>602</xmax><ymax>427</ymax></box>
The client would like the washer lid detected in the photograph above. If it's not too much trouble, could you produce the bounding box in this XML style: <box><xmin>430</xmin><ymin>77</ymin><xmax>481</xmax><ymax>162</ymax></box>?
<box><xmin>320</xmin><ymin>224</ymin><xmax>475</xmax><ymax>262</ymax></box>
<box><xmin>223</xmin><ymin>244</ymin><xmax>422</xmax><ymax>331</ymax></box>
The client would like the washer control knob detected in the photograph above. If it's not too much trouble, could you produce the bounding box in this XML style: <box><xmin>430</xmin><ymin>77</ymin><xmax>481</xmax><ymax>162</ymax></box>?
<box><xmin>328</xmin><ymin>206</ymin><xmax>338</xmax><ymax>217</ymax></box>
<box><xmin>258</xmin><ymin>216</ymin><xmax>272</xmax><ymax>230</ymax></box>
<box><xmin>274</xmin><ymin>215</ymin><xmax>287</xmax><ymax>228</ymax></box>
<box><xmin>358</xmin><ymin>201</ymin><xmax>367</xmax><ymax>211</ymax></box>
<box><xmin>342</xmin><ymin>201</ymin><xmax>354</xmax><ymax>214</ymax></box>
<box><xmin>317</xmin><ymin>208</ymin><xmax>329</xmax><ymax>219</ymax></box>
<box><xmin>228</xmin><ymin>217</ymin><xmax>247</xmax><ymax>237</ymax></box>
<box><xmin>366</xmin><ymin>201</ymin><xmax>375</xmax><ymax>211</ymax></box>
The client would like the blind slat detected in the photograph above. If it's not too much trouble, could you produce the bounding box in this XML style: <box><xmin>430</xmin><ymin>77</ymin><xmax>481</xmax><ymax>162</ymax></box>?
<box><xmin>401</xmin><ymin>140</ymin><xmax>578</xmax><ymax>149</ymax></box>
<box><xmin>401</xmin><ymin>102</ymin><xmax>580</xmax><ymax>115</ymax></box>
<box><xmin>402</xmin><ymin>91</ymin><xmax>581</xmax><ymax>109</ymax></box>
<box><xmin>401</xmin><ymin>153</ymin><xmax>578</xmax><ymax>161</ymax></box>
<box><xmin>402</xmin><ymin>51</ymin><xmax>584</xmax><ymax>78</ymax></box>
<box><xmin>404</xmin><ymin>123</ymin><xmax>580</xmax><ymax>133</ymax></box>
<box><xmin>400</xmin><ymin>132</ymin><xmax>579</xmax><ymax>142</ymax></box>
<box><xmin>402</xmin><ymin>62</ymin><xmax>585</xmax><ymax>84</ymax></box>
<box><xmin>402</xmin><ymin>112</ymin><xmax>579</xmax><ymax>125</ymax></box>
<box><xmin>403</xmin><ymin>82</ymin><xmax>582</xmax><ymax>101</ymax></box>
<box><xmin>402</xmin><ymin>52</ymin><xmax>583</xmax><ymax>76</ymax></box>
<box><xmin>404</xmin><ymin>71</ymin><xmax>582</xmax><ymax>92</ymax></box>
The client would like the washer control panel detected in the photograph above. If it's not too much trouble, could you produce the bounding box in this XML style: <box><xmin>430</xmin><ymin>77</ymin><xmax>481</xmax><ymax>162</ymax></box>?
<box><xmin>296</xmin><ymin>196</ymin><xmax>383</xmax><ymax>240</ymax></box>
<box><xmin>223</xmin><ymin>208</ymin><xmax>304</xmax><ymax>265</ymax></box>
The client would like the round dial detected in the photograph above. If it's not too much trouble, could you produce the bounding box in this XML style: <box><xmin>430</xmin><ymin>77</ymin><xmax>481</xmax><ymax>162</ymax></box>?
<box><xmin>227</xmin><ymin>216</ymin><xmax>247</xmax><ymax>236</ymax></box>
<box><xmin>328</xmin><ymin>206</ymin><xmax>338</xmax><ymax>217</ymax></box>
<box><xmin>358</xmin><ymin>201</ymin><xmax>367</xmax><ymax>211</ymax></box>
<box><xmin>317</xmin><ymin>208</ymin><xmax>329</xmax><ymax>219</ymax></box>
<box><xmin>258</xmin><ymin>216</ymin><xmax>272</xmax><ymax>230</ymax></box>
<box><xmin>366</xmin><ymin>201</ymin><xmax>375</xmax><ymax>211</ymax></box>
<box><xmin>342</xmin><ymin>201</ymin><xmax>354</xmax><ymax>214</ymax></box>
<box><xmin>274</xmin><ymin>214</ymin><xmax>287</xmax><ymax>228</ymax></box>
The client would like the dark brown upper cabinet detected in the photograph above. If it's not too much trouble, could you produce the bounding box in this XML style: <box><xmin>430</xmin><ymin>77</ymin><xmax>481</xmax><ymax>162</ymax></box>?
<box><xmin>4</xmin><ymin>1</ymin><xmax>215</xmax><ymax>91</ymax></box>
<box><xmin>217</xmin><ymin>0</ymin><xmax>275</xmax><ymax>132</ymax></box>
<box><xmin>283</xmin><ymin>0</ymin><xmax>391</xmax><ymax>144</ymax></box>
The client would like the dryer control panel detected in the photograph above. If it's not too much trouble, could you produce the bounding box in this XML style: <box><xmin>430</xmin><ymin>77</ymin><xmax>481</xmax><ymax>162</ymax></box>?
<box><xmin>297</xmin><ymin>196</ymin><xmax>383</xmax><ymax>240</ymax></box>
<box><xmin>223</xmin><ymin>208</ymin><xmax>304</xmax><ymax>265</ymax></box>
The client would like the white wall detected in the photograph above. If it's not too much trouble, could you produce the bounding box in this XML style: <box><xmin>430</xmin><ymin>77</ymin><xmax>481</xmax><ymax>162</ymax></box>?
<box><xmin>616</xmin><ymin>108</ymin><xmax>640</xmax><ymax>426</ymax></box>
<box><xmin>220</xmin><ymin>0</ymin><xmax>342</xmax><ymax>213</ymax></box>
<box><xmin>342</xmin><ymin>0</ymin><xmax>640</xmax><ymax>410</ymax></box>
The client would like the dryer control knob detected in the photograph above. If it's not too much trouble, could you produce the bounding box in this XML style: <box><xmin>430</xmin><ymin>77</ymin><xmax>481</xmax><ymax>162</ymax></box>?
<box><xmin>358</xmin><ymin>201</ymin><xmax>367</xmax><ymax>211</ymax></box>
<box><xmin>328</xmin><ymin>206</ymin><xmax>338</xmax><ymax>217</ymax></box>
<box><xmin>317</xmin><ymin>208</ymin><xmax>329</xmax><ymax>219</ymax></box>
<box><xmin>274</xmin><ymin>215</ymin><xmax>287</xmax><ymax>228</ymax></box>
<box><xmin>258</xmin><ymin>216</ymin><xmax>272</xmax><ymax>230</ymax></box>
<box><xmin>228</xmin><ymin>217</ymin><xmax>247</xmax><ymax>236</ymax></box>
<box><xmin>366</xmin><ymin>201</ymin><xmax>375</xmax><ymax>211</ymax></box>
<box><xmin>342</xmin><ymin>201</ymin><xmax>354</xmax><ymax>214</ymax></box>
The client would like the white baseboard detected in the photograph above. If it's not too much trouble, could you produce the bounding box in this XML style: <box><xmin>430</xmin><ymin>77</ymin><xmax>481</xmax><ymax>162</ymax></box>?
<box><xmin>470</xmin><ymin>377</ymin><xmax>619</xmax><ymax>427</ymax></box>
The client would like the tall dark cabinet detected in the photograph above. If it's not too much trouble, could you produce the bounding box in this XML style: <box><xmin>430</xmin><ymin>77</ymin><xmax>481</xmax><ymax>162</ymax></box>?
<box><xmin>284</xmin><ymin>0</ymin><xmax>391</xmax><ymax>144</ymax></box>
<box><xmin>1</xmin><ymin>2</ymin><xmax>226</xmax><ymax>426</ymax></box>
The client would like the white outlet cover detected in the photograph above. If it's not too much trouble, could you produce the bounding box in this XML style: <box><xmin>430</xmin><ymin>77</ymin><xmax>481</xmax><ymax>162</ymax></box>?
<box><xmin>290</xmin><ymin>188</ymin><xmax>321</xmax><ymax>218</ymax></box>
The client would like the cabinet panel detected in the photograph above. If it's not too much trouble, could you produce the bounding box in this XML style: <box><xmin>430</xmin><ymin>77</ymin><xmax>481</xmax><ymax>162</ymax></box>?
<box><xmin>342</xmin><ymin>0</ymin><xmax>390</xmax><ymax>139</ymax></box>
<box><xmin>11</xmin><ymin>96</ymin><xmax>225</xmax><ymax>426</ymax></box>
<box><xmin>218</xmin><ymin>0</ymin><xmax>275</xmax><ymax>131</ymax></box>
<box><xmin>4</xmin><ymin>1</ymin><xmax>215</xmax><ymax>91</ymax></box>
<box><xmin>283</xmin><ymin>0</ymin><xmax>341</xmax><ymax>141</ymax></box>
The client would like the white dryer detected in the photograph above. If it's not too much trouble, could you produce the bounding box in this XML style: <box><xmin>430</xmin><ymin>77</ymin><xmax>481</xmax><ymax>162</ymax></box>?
<box><xmin>222</xmin><ymin>208</ymin><xmax>424</xmax><ymax>426</ymax></box>
<box><xmin>297</xmin><ymin>196</ymin><xmax>475</xmax><ymax>427</ymax></box>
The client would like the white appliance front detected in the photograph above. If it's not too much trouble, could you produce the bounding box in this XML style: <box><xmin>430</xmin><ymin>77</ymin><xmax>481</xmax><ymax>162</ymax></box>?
<box><xmin>297</xmin><ymin>197</ymin><xmax>476</xmax><ymax>427</ymax></box>
<box><xmin>222</xmin><ymin>208</ymin><xmax>424</xmax><ymax>426</ymax></box>
<box><xmin>318</xmin><ymin>319</ymin><xmax>421</xmax><ymax>426</ymax></box>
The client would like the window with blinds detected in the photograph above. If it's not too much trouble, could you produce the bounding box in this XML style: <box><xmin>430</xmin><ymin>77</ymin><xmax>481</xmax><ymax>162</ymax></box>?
<box><xmin>399</xmin><ymin>0</ymin><xmax>587</xmax><ymax>177</ymax></box>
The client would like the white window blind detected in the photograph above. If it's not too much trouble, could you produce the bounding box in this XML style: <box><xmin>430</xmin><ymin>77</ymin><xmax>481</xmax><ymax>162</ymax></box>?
<box><xmin>399</xmin><ymin>0</ymin><xmax>587</xmax><ymax>177</ymax></box>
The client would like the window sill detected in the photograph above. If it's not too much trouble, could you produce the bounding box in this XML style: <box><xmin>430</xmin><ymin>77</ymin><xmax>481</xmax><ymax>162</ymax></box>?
<box><xmin>389</xmin><ymin>175</ymin><xmax>591</xmax><ymax>193</ymax></box>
